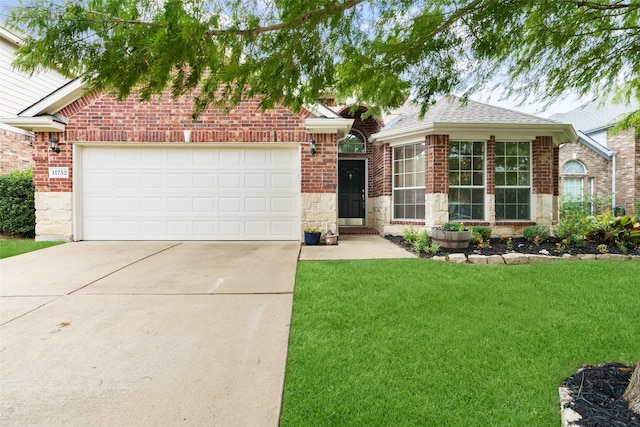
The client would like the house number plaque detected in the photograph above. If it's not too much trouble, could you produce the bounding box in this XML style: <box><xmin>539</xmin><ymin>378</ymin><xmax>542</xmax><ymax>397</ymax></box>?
<box><xmin>48</xmin><ymin>167</ymin><xmax>69</xmax><ymax>179</ymax></box>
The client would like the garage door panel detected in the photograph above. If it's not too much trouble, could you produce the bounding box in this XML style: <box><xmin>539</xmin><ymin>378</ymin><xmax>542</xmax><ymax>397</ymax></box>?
<box><xmin>81</xmin><ymin>146</ymin><xmax>299</xmax><ymax>240</ymax></box>
<box><xmin>245</xmin><ymin>173</ymin><xmax>267</xmax><ymax>189</ymax></box>
<box><xmin>219</xmin><ymin>173</ymin><xmax>242</xmax><ymax>189</ymax></box>
<box><xmin>219</xmin><ymin>150</ymin><xmax>242</xmax><ymax>167</ymax></box>
<box><xmin>141</xmin><ymin>174</ymin><xmax>163</xmax><ymax>189</ymax></box>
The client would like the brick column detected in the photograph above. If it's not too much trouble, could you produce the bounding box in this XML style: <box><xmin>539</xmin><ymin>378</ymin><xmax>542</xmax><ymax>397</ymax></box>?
<box><xmin>425</xmin><ymin>134</ymin><xmax>449</xmax><ymax>226</ymax></box>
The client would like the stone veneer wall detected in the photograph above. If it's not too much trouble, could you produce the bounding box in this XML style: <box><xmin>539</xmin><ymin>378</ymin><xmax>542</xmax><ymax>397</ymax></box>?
<box><xmin>35</xmin><ymin>192</ymin><xmax>73</xmax><ymax>241</ymax></box>
<box><xmin>0</xmin><ymin>124</ymin><xmax>34</xmax><ymax>173</ymax></box>
<box><xmin>370</xmin><ymin>195</ymin><xmax>391</xmax><ymax>234</ymax></box>
<box><xmin>301</xmin><ymin>193</ymin><xmax>337</xmax><ymax>236</ymax></box>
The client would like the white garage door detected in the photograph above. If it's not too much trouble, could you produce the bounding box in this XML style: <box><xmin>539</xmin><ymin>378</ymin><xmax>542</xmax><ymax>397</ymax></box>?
<box><xmin>80</xmin><ymin>145</ymin><xmax>300</xmax><ymax>240</ymax></box>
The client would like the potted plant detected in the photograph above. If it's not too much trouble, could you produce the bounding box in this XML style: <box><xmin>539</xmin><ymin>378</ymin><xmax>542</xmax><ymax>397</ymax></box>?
<box><xmin>304</xmin><ymin>227</ymin><xmax>321</xmax><ymax>245</ymax></box>
<box><xmin>431</xmin><ymin>222</ymin><xmax>471</xmax><ymax>251</ymax></box>
<box><xmin>324</xmin><ymin>230</ymin><xmax>338</xmax><ymax>245</ymax></box>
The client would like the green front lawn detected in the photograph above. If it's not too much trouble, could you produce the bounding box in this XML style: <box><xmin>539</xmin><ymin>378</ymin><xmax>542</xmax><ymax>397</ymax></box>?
<box><xmin>281</xmin><ymin>259</ymin><xmax>640</xmax><ymax>426</ymax></box>
<box><xmin>0</xmin><ymin>239</ymin><xmax>65</xmax><ymax>259</ymax></box>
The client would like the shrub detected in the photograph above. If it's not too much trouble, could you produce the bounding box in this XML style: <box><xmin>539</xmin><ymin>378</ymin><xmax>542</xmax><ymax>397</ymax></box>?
<box><xmin>471</xmin><ymin>226</ymin><xmax>492</xmax><ymax>241</ymax></box>
<box><xmin>413</xmin><ymin>230</ymin><xmax>431</xmax><ymax>255</ymax></box>
<box><xmin>523</xmin><ymin>225</ymin><xmax>550</xmax><ymax>243</ymax></box>
<box><xmin>0</xmin><ymin>169</ymin><xmax>35</xmax><ymax>237</ymax></box>
<box><xmin>584</xmin><ymin>211</ymin><xmax>640</xmax><ymax>248</ymax></box>
<box><xmin>559</xmin><ymin>194</ymin><xmax>612</xmax><ymax>218</ymax></box>
<box><xmin>402</xmin><ymin>225</ymin><xmax>420</xmax><ymax>244</ymax></box>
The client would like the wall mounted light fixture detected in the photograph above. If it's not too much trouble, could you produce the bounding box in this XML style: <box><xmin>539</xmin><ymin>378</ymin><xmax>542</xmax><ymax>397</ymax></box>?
<box><xmin>49</xmin><ymin>134</ymin><xmax>60</xmax><ymax>154</ymax></box>
<box><xmin>309</xmin><ymin>138</ymin><xmax>316</xmax><ymax>155</ymax></box>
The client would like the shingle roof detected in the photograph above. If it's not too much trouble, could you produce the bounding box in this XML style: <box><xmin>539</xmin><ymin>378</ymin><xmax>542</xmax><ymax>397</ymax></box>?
<box><xmin>381</xmin><ymin>96</ymin><xmax>559</xmax><ymax>132</ymax></box>
<box><xmin>549</xmin><ymin>98</ymin><xmax>640</xmax><ymax>133</ymax></box>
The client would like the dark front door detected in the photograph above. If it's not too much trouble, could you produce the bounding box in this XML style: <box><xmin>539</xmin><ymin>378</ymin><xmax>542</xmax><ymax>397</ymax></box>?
<box><xmin>338</xmin><ymin>159</ymin><xmax>365</xmax><ymax>225</ymax></box>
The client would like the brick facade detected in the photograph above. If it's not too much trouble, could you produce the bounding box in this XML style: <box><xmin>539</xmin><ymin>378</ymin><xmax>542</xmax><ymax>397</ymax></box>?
<box><xmin>558</xmin><ymin>127</ymin><xmax>639</xmax><ymax>214</ymax></box>
<box><xmin>31</xmin><ymin>90</ymin><xmax>354</xmax><ymax>240</ymax></box>
<box><xmin>33</xmin><ymin>92</ymin><xmax>315</xmax><ymax>194</ymax></box>
<box><xmin>0</xmin><ymin>125</ymin><xmax>34</xmax><ymax>173</ymax></box>
<box><xmin>425</xmin><ymin>134</ymin><xmax>449</xmax><ymax>194</ymax></box>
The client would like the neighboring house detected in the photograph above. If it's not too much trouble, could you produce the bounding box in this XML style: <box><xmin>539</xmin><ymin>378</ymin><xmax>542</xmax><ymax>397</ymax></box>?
<box><xmin>552</xmin><ymin>99</ymin><xmax>640</xmax><ymax>214</ymax></box>
<box><xmin>0</xmin><ymin>24</ymin><xmax>71</xmax><ymax>173</ymax></box>
<box><xmin>13</xmin><ymin>86</ymin><xmax>576</xmax><ymax>241</ymax></box>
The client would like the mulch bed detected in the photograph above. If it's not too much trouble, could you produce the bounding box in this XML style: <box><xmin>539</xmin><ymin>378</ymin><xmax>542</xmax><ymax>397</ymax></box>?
<box><xmin>562</xmin><ymin>363</ymin><xmax>640</xmax><ymax>426</ymax></box>
<box><xmin>385</xmin><ymin>235</ymin><xmax>640</xmax><ymax>258</ymax></box>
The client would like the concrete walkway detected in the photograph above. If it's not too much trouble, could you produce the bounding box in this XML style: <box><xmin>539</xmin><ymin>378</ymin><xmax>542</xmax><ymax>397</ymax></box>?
<box><xmin>298</xmin><ymin>234</ymin><xmax>417</xmax><ymax>261</ymax></box>
<box><xmin>0</xmin><ymin>241</ymin><xmax>299</xmax><ymax>427</ymax></box>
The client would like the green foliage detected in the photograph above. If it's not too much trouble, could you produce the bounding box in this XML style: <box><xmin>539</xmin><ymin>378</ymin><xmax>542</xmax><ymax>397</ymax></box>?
<box><xmin>584</xmin><ymin>211</ymin><xmax>640</xmax><ymax>249</ymax></box>
<box><xmin>412</xmin><ymin>230</ymin><xmax>428</xmax><ymax>256</ymax></box>
<box><xmin>285</xmin><ymin>260</ymin><xmax>640</xmax><ymax>426</ymax></box>
<box><xmin>0</xmin><ymin>170</ymin><xmax>35</xmax><ymax>237</ymax></box>
<box><xmin>11</xmin><ymin>1</ymin><xmax>640</xmax><ymax>117</ymax></box>
<box><xmin>441</xmin><ymin>222</ymin><xmax>466</xmax><ymax>232</ymax></box>
<box><xmin>522</xmin><ymin>225</ymin><xmax>549</xmax><ymax>244</ymax></box>
<box><xmin>554</xmin><ymin>196</ymin><xmax>594</xmax><ymax>246</ymax></box>
<box><xmin>0</xmin><ymin>239</ymin><xmax>65</xmax><ymax>259</ymax></box>
<box><xmin>559</xmin><ymin>194</ymin><xmax>612</xmax><ymax>218</ymax></box>
<box><xmin>402</xmin><ymin>225</ymin><xmax>420</xmax><ymax>244</ymax></box>
<box><xmin>470</xmin><ymin>226</ymin><xmax>492</xmax><ymax>241</ymax></box>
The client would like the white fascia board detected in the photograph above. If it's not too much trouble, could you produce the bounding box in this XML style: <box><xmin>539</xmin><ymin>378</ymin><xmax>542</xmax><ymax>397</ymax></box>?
<box><xmin>370</xmin><ymin>123</ymin><xmax>434</xmax><ymax>145</ymax></box>
<box><xmin>0</xmin><ymin>121</ymin><xmax>33</xmax><ymax>136</ymax></box>
<box><xmin>304</xmin><ymin>103</ymin><xmax>341</xmax><ymax>118</ymax></box>
<box><xmin>0</xmin><ymin>116</ymin><xmax>65</xmax><ymax>132</ymax></box>
<box><xmin>371</xmin><ymin>122</ymin><xmax>578</xmax><ymax>146</ymax></box>
<box><xmin>576</xmin><ymin>130</ymin><xmax>615</xmax><ymax>160</ymax></box>
<box><xmin>0</xmin><ymin>26</ymin><xmax>22</xmax><ymax>47</ymax></box>
<box><xmin>304</xmin><ymin>117</ymin><xmax>354</xmax><ymax>134</ymax></box>
<box><xmin>19</xmin><ymin>79</ymin><xmax>85</xmax><ymax>117</ymax></box>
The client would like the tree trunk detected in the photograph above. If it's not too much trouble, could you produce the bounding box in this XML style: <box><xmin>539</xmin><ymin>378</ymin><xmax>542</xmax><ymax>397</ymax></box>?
<box><xmin>624</xmin><ymin>360</ymin><xmax>640</xmax><ymax>414</ymax></box>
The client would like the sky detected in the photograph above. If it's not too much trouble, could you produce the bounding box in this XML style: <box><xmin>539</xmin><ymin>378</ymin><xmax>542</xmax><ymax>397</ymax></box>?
<box><xmin>0</xmin><ymin>0</ymin><xmax>587</xmax><ymax>117</ymax></box>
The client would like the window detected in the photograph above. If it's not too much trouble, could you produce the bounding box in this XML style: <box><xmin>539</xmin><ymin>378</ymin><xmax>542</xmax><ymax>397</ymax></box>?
<box><xmin>495</xmin><ymin>141</ymin><xmax>530</xmax><ymax>220</ymax></box>
<box><xmin>449</xmin><ymin>141</ymin><xmax>485</xmax><ymax>220</ymax></box>
<box><xmin>561</xmin><ymin>160</ymin><xmax>590</xmax><ymax>212</ymax></box>
<box><xmin>393</xmin><ymin>143</ymin><xmax>425</xmax><ymax>220</ymax></box>
<box><xmin>562</xmin><ymin>160</ymin><xmax>586</xmax><ymax>175</ymax></box>
<box><xmin>339</xmin><ymin>130</ymin><xmax>366</xmax><ymax>153</ymax></box>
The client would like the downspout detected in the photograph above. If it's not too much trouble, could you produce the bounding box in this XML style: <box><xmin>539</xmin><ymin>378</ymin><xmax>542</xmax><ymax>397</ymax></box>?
<box><xmin>611</xmin><ymin>152</ymin><xmax>617</xmax><ymax>210</ymax></box>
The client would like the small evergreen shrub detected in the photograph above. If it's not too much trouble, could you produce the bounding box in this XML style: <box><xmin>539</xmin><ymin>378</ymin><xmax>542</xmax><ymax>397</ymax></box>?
<box><xmin>0</xmin><ymin>169</ymin><xmax>35</xmax><ymax>237</ymax></box>
<box><xmin>523</xmin><ymin>225</ymin><xmax>550</xmax><ymax>243</ymax></box>
<box><xmin>471</xmin><ymin>226</ymin><xmax>492</xmax><ymax>241</ymax></box>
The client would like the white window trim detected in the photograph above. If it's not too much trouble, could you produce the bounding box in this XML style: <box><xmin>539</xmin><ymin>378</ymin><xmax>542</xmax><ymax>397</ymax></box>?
<box><xmin>448</xmin><ymin>140</ymin><xmax>486</xmax><ymax>221</ymax></box>
<box><xmin>392</xmin><ymin>142</ymin><xmax>425</xmax><ymax>221</ymax></box>
<box><xmin>494</xmin><ymin>141</ymin><xmax>532</xmax><ymax>221</ymax></box>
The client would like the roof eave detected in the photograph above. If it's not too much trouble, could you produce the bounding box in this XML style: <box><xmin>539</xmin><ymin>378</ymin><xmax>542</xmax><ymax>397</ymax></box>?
<box><xmin>304</xmin><ymin>117</ymin><xmax>354</xmax><ymax>134</ymax></box>
<box><xmin>0</xmin><ymin>116</ymin><xmax>66</xmax><ymax>132</ymax></box>
<box><xmin>371</xmin><ymin>122</ymin><xmax>578</xmax><ymax>146</ymax></box>
<box><xmin>18</xmin><ymin>79</ymin><xmax>85</xmax><ymax>117</ymax></box>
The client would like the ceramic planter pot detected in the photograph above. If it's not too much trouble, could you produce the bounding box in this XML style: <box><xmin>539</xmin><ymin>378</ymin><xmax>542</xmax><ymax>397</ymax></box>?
<box><xmin>304</xmin><ymin>231</ymin><xmax>321</xmax><ymax>245</ymax></box>
<box><xmin>431</xmin><ymin>228</ymin><xmax>471</xmax><ymax>251</ymax></box>
<box><xmin>324</xmin><ymin>234</ymin><xmax>338</xmax><ymax>245</ymax></box>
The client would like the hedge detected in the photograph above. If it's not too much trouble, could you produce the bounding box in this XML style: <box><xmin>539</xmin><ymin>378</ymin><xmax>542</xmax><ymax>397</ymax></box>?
<box><xmin>0</xmin><ymin>169</ymin><xmax>35</xmax><ymax>237</ymax></box>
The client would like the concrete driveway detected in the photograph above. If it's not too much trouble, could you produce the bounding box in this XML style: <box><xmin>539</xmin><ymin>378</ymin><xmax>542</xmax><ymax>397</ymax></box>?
<box><xmin>0</xmin><ymin>241</ymin><xmax>299</xmax><ymax>426</ymax></box>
